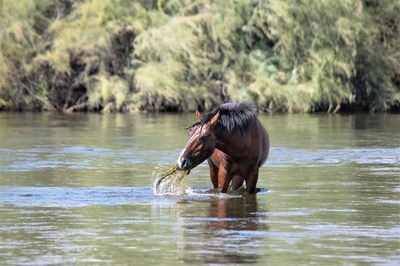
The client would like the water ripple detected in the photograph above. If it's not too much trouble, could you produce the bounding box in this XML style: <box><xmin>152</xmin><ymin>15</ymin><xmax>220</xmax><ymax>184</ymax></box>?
<box><xmin>0</xmin><ymin>186</ymin><xmax>172</xmax><ymax>207</ymax></box>
<box><xmin>1</xmin><ymin>146</ymin><xmax>399</xmax><ymax>172</ymax></box>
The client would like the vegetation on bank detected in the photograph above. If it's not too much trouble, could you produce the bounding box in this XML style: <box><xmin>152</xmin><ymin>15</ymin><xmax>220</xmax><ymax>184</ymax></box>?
<box><xmin>0</xmin><ymin>0</ymin><xmax>399</xmax><ymax>112</ymax></box>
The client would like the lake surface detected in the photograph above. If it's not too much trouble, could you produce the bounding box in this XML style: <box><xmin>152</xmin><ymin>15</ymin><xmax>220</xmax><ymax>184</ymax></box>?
<box><xmin>0</xmin><ymin>112</ymin><xmax>399</xmax><ymax>265</ymax></box>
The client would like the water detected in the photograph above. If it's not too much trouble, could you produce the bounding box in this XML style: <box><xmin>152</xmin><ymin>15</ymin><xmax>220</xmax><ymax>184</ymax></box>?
<box><xmin>0</xmin><ymin>112</ymin><xmax>399</xmax><ymax>265</ymax></box>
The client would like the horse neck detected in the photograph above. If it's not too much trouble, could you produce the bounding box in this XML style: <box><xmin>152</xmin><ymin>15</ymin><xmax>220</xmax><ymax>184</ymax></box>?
<box><xmin>214</xmin><ymin>127</ymin><xmax>246</xmax><ymax>158</ymax></box>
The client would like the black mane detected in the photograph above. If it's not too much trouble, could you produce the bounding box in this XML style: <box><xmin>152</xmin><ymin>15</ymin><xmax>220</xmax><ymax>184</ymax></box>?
<box><xmin>190</xmin><ymin>102</ymin><xmax>257</xmax><ymax>133</ymax></box>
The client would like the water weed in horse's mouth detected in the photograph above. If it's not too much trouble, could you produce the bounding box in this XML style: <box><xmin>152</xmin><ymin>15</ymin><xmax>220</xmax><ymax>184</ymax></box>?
<box><xmin>152</xmin><ymin>164</ymin><xmax>188</xmax><ymax>195</ymax></box>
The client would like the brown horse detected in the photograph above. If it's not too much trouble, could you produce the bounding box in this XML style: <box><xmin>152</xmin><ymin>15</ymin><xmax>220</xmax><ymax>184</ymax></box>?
<box><xmin>177</xmin><ymin>102</ymin><xmax>269</xmax><ymax>194</ymax></box>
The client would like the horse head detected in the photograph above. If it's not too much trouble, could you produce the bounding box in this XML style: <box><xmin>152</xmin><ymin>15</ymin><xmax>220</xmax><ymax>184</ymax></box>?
<box><xmin>177</xmin><ymin>110</ymin><xmax>220</xmax><ymax>173</ymax></box>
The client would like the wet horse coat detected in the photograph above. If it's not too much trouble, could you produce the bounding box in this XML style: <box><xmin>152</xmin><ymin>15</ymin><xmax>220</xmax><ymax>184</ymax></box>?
<box><xmin>177</xmin><ymin>102</ymin><xmax>269</xmax><ymax>194</ymax></box>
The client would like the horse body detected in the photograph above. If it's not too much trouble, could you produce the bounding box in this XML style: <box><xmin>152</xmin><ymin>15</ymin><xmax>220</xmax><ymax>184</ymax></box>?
<box><xmin>177</xmin><ymin>102</ymin><xmax>269</xmax><ymax>194</ymax></box>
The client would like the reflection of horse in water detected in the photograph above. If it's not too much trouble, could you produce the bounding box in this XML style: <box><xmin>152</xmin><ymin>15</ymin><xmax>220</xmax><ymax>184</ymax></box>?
<box><xmin>177</xmin><ymin>102</ymin><xmax>269</xmax><ymax>194</ymax></box>
<box><xmin>181</xmin><ymin>195</ymin><xmax>269</xmax><ymax>265</ymax></box>
<box><xmin>208</xmin><ymin>194</ymin><xmax>259</xmax><ymax>231</ymax></box>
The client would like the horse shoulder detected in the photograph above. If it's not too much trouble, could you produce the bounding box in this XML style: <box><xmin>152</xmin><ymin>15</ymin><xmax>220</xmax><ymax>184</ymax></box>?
<box><xmin>210</xmin><ymin>149</ymin><xmax>229</xmax><ymax>168</ymax></box>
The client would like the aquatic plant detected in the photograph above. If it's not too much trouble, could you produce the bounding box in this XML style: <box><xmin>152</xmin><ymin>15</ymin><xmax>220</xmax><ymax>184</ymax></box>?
<box><xmin>152</xmin><ymin>164</ymin><xmax>187</xmax><ymax>195</ymax></box>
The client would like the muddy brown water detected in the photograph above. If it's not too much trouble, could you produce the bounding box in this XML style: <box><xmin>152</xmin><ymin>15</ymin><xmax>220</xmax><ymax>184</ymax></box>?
<box><xmin>0</xmin><ymin>113</ymin><xmax>399</xmax><ymax>265</ymax></box>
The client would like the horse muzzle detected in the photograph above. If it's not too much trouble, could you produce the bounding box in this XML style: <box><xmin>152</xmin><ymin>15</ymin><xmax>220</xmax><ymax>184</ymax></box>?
<box><xmin>177</xmin><ymin>156</ymin><xmax>192</xmax><ymax>173</ymax></box>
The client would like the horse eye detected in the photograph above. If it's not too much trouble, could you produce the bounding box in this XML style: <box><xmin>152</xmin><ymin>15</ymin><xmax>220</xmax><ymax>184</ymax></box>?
<box><xmin>199</xmin><ymin>135</ymin><xmax>208</xmax><ymax>143</ymax></box>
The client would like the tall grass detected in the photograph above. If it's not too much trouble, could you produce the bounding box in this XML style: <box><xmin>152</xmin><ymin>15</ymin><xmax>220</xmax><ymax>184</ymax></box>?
<box><xmin>0</xmin><ymin>0</ymin><xmax>399</xmax><ymax>112</ymax></box>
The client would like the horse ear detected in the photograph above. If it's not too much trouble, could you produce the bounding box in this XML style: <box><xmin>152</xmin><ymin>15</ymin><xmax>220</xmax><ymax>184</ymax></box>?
<box><xmin>195</xmin><ymin>110</ymin><xmax>201</xmax><ymax>120</ymax></box>
<box><xmin>210</xmin><ymin>111</ymin><xmax>220</xmax><ymax>126</ymax></box>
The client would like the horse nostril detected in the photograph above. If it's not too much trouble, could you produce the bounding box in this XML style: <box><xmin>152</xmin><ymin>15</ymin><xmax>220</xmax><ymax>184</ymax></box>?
<box><xmin>178</xmin><ymin>156</ymin><xmax>192</xmax><ymax>170</ymax></box>
<box><xmin>179</xmin><ymin>157</ymin><xmax>192</xmax><ymax>170</ymax></box>
<box><xmin>181</xmin><ymin>158</ymin><xmax>187</xmax><ymax>168</ymax></box>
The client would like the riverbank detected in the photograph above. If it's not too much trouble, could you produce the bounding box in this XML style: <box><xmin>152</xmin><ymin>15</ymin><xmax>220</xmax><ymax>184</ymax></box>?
<box><xmin>1</xmin><ymin>1</ymin><xmax>399</xmax><ymax>113</ymax></box>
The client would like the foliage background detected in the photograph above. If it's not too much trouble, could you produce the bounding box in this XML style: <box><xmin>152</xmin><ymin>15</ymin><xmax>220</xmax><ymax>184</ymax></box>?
<box><xmin>0</xmin><ymin>0</ymin><xmax>399</xmax><ymax>112</ymax></box>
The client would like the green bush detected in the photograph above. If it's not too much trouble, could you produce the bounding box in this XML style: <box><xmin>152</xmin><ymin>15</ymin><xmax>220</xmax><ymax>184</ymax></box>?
<box><xmin>0</xmin><ymin>0</ymin><xmax>399</xmax><ymax>112</ymax></box>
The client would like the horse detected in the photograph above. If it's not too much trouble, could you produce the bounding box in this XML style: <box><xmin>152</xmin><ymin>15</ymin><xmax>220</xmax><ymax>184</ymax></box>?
<box><xmin>177</xmin><ymin>102</ymin><xmax>269</xmax><ymax>194</ymax></box>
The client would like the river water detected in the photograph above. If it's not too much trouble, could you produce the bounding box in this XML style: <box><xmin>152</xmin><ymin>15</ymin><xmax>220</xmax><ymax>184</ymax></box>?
<box><xmin>0</xmin><ymin>113</ymin><xmax>399</xmax><ymax>265</ymax></box>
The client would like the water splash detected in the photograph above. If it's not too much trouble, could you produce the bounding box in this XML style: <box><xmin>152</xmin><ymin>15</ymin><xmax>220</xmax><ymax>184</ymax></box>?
<box><xmin>151</xmin><ymin>164</ymin><xmax>270</xmax><ymax>198</ymax></box>
<box><xmin>152</xmin><ymin>164</ymin><xmax>188</xmax><ymax>195</ymax></box>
